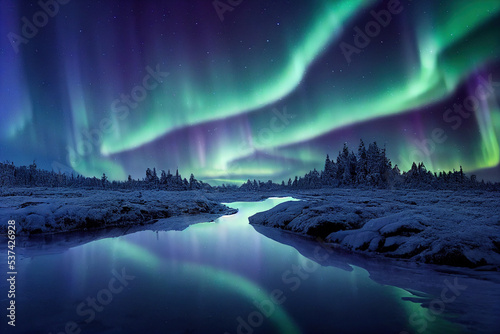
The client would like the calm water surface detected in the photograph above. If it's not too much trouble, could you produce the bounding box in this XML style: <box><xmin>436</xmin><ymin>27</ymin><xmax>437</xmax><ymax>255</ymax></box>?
<box><xmin>1</xmin><ymin>198</ymin><xmax>466</xmax><ymax>333</ymax></box>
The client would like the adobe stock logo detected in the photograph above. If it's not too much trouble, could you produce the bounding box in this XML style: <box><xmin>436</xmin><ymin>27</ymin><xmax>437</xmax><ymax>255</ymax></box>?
<box><xmin>213</xmin><ymin>0</ymin><xmax>243</xmax><ymax>22</ymax></box>
<box><xmin>7</xmin><ymin>0</ymin><xmax>71</xmax><ymax>54</ymax></box>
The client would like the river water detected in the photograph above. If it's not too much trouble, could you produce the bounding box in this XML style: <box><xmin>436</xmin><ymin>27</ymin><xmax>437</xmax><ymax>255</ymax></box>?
<box><xmin>2</xmin><ymin>197</ymin><xmax>488</xmax><ymax>333</ymax></box>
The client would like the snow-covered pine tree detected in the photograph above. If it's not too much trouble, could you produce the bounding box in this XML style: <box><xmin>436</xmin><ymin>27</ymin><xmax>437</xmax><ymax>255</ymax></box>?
<box><xmin>336</xmin><ymin>143</ymin><xmax>349</xmax><ymax>182</ymax></box>
<box><xmin>101</xmin><ymin>173</ymin><xmax>108</xmax><ymax>188</ymax></box>
<box><xmin>146</xmin><ymin>168</ymin><xmax>153</xmax><ymax>183</ymax></box>
<box><xmin>160</xmin><ymin>170</ymin><xmax>167</xmax><ymax>185</ymax></box>
<box><xmin>356</xmin><ymin>140</ymin><xmax>368</xmax><ymax>185</ymax></box>
<box><xmin>189</xmin><ymin>173</ymin><xmax>199</xmax><ymax>189</ymax></box>
<box><xmin>322</xmin><ymin>154</ymin><xmax>333</xmax><ymax>185</ymax></box>
<box><xmin>366</xmin><ymin>141</ymin><xmax>382</xmax><ymax>186</ymax></box>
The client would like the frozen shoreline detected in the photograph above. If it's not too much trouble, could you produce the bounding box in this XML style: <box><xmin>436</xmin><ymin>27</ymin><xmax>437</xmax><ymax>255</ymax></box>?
<box><xmin>2</xmin><ymin>187</ymin><xmax>499</xmax><ymax>271</ymax></box>
<box><xmin>0</xmin><ymin>188</ymin><xmax>236</xmax><ymax>235</ymax></box>
<box><xmin>2</xmin><ymin>187</ymin><xmax>500</xmax><ymax>332</ymax></box>
<box><xmin>252</xmin><ymin>224</ymin><xmax>500</xmax><ymax>333</ymax></box>
<box><xmin>248</xmin><ymin>188</ymin><xmax>500</xmax><ymax>270</ymax></box>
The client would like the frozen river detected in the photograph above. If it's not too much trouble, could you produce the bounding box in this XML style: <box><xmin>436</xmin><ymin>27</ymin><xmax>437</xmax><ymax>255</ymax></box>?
<box><xmin>2</xmin><ymin>197</ymin><xmax>496</xmax><ymax>333</ymax></box>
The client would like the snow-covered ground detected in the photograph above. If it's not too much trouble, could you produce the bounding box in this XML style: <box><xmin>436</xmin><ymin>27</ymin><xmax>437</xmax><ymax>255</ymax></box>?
<box><xmin>249</xmin><ymin>189</ymin><xmax>500</xmax><ymax>270</ymax></box>
<box><xmin>0</xmin><ymin>188</ymin><xmax>236</xmax><ymax>235</ymax></box>
<box><xmin>253</xmin><ymin>224</ymin><xmax>500</xmax><ymax>333</ymax></box>
<box><xmin>3</xmin><ymin>187</ymin><xmax>500</xmax><ymax>270</ymax></box>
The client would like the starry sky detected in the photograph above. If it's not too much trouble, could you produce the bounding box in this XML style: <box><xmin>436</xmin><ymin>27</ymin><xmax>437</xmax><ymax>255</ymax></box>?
<box><xmin>1</xmin><ymin>0</ymin><xmax>500</xmax><ymax>183</ymax></box>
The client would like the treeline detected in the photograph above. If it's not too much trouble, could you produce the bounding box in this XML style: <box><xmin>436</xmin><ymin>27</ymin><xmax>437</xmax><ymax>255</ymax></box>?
<box><xmin>236</xmin><ymin>140</ymin><xmax>499</xmax><ymax>191</ymax></box>
<box><xmin>1</xmin><ymin>140</ymin><xmax>498</xmax><ymax>191</ymax></box>
<box><xmin>0</xmin><ymin>161</ymin><xmax>210</xmax><ymax>190</ymax></box>
<box><xmin>142</xmin><ymin>167</ymin><xmax>210</xmax><ymax>190</ymax></box>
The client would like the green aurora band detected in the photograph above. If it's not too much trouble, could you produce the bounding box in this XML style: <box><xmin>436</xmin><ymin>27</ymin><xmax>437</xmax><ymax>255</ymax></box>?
<box><xmin>1</xmin><ymin>0</ymin><xmax>499</xmax><ymax>182</ymax></box>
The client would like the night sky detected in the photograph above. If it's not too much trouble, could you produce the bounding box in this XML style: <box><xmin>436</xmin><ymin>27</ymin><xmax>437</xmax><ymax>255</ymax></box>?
<box><xmin>1</xmin><ymin>0</ymin><xmax>500</xmax><ymax>183</ymax></box>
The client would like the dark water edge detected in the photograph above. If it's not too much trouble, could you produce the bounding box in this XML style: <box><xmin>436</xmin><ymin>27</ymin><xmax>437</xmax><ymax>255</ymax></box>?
<box><xmin>0</xmin><ymin>197</ymin><xmax>498</xmax><ymax>334</ymax></box>
<box><xmin>252</xmin><ymin>224</ymin><xmax>500</xmax><ymax>334</ymax></box>
<box><xmin>5</xmin><ymin>213</ymin><xmax>229</xmax><ymax>257</ymax></box>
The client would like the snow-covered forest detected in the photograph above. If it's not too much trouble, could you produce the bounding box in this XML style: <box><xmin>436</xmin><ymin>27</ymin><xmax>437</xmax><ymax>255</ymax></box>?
<box><xmin>1</xmin><ymin>140</ymin><xmax>498</xmax><ymax>191</ymax></box>
<box><xmin>0</xmin><ymin>161</ymin><xmax>208</xmax><ymax>190</ymax></box>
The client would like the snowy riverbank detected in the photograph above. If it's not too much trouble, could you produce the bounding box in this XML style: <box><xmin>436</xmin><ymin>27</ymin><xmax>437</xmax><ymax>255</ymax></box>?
<box><xmin>248</xmin><ymin>189</ymin><xmax>500</xmax><ymax>270</ymax></box>
<box><xmin>2</xmin><ymin>187</ymin><xmax>500</xmax><ymax>270</ymax></box>
<box><xmin>0</xmin><ymin>188</ymin><xmax>236</xmax><ymax>235</ymax></box>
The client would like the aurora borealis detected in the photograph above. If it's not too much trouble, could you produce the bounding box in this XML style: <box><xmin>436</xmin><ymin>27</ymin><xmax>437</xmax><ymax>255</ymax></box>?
<box><xmin>1</xmin><ymin>0</ymin><xmax>500</xmax><ymax>183</ymax></box>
